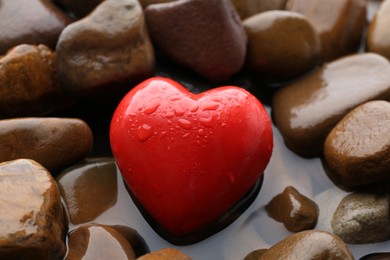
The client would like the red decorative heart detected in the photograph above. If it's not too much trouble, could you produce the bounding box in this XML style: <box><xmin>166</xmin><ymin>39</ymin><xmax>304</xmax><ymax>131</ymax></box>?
<box><xmin>110</xmin><ymin>77</ymin><xmax>273</xmax><ymax>243</ymax></box>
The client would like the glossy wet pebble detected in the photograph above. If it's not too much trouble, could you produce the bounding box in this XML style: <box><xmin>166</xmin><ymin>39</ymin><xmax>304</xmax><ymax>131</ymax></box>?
<box><xmin>145</xmin><ymin>0</ymin><xmax>247</xmax><ymax>82</ymax></box>
<box><xmin>273</xmin><ymin>53</ymin><xmax>390</xmax><ymax>158</ymax></box>
<box><xmin>0</xmin><ymin>159</ymin><xmax>66</xmax><ymax>260</ymax></box>
<box><xmin>331</xmin><ymin>191</ymin><xmax>390</xmax><ymax>244</ymax></box>
<box><xmin>265</xmin><ymin>186</ymin><xmax>318</xmax><ymax>232</ymax></box>
<box><xmin>0</xmin><ymin>44</ymin><xmax>66</xmax><ymax>117</ymax></box>
<box><xmin>110</xmin><ymin>225</ymin><xmax>150</xmax><ymax>257</ymax></box>
<box><xmin>257</xmin><ymin>230</ymin><xmax>353</xmax><ymax>259</ymax></box>
<box><xmin>0</xmin><ymin>118</ymin><xmax>93</xmax><ymax>173</ymax></box>
<box><xmin>231</xmin><ymin>0</ymin><xmax>287</xmax><ymax>19</ymax></box>
<box><xmin>243</xmin><ymin>10</ymin><xmax>322</xmax><ymax>80</ymax></box>
<box><xmin>243</xmin><ymin>249</ymin><xmax>268</xmax><ymax>260</ymax></box>
<box><xmin>66</xmin><ymin>224</ymin><xmax>136</xmax><ymax>260</ymax></box>
<box><xmin>0</xmin><ymin>0</ymin><xmax>70</xmax><ymax>55</ymax></box>
<box><xmin>324</xmin><ymin>101</ymin><xmax>390</xmax><ymax>186</ymax></box>
<box><xmin>56</xmin><ymin>0</ymin><xmax>103</xmax><ymax>18</ymax></box>
<box><xmin>56</xmin><ymin>0</ymin><xmax>155</xmax><ymax>96</ymax></box>
<box><xmin>367</xmin><ymin>0</ymin><xmax>390</xmax><ymax>61</ymax></box>
<box><xmin>137</xmin><ymin>248</ymin><xmax>191</xmax><ymax>260</ymax></box>
<box><xmin>287</xmin><ymin>0</ymin><xmax>366</xmax><ymax>61</ymax></box>
<box><xmin>57</xmin><ymin>158</ymin><xmax>118</xmax><ymax>224</ymax></box>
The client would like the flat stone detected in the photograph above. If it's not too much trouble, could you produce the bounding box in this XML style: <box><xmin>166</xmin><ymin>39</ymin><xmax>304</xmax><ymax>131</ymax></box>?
<box><xmin>324</xmin><ymin>101</ymin><xmax>390</xmax><ymax>186</ymax></box>
<box><xmin>56</xmin><ymin>158</ymin><xmax>118</xmax><ymax>224</ymax></box>
<box><xmin>0</xmin><ymin>118</ymin><xmax>93</xmax><ymax>173</ymax></box>
<box><xmin>145</xmin><ymin>0</ymin><xmax>247</xmax><ymax>82</ymax></box>
<box><xmin>331</xmin><ymin>191</ymin><xmax>390</xmax><ymax>244</ymax></box>
<box><xmin>243</xmin><ymin>10</ymin><xmax>322</xmax><ymax>80</ymax></box>
<box><xmin>0</xmin><ymin>0</ymin><xmax>71</xmax><ymax>54</ymax></box>
<box><xmin>258</xmin><ymin>230</ymin><xmax>353</xmax><ymax>259</ymax></box>
<box><xmin>55</xmin><ymin>0</ymin><xmax>103</xmax><ymax>18</ymax></box>
<box><xmin>0</xmin><ymin>44</ymin><xmax>68</xmax><ymax>117</ymax></box>
<box><xmin>287</xmin><ymin>0</ymin><xmax>366</xmax><ymax>61</ymax></box>
<box><xmin>231</xmin><ymin>0</ymin><xmax>287</xmax><ymax>19</ymax></box>
<box><xmin>56</xmin><ymin>0</ymin><xmax>155</xmax><ymax>97</ymax></box>
<box><xmin>272</xmin><ymin>53</ymin><xmax>390</xmax><ymax>158</ymax></box>
<box><xmin>137</xmin><ymin>248</ymin><xmax>191</xmax><ymax>260</ymax></box>
<box><xmin>0</xmin><ymin>159</ymin><xmax>66</xmax><ymax>260</ymax></box>
<box><xmin>367</xmin><ymin>0</ymin><xmax>390</xmax><ymax>61</ymax></box>
<box><xmin>66</xmin><ymin>224</ymin><xmax>136</xmax><ymax>260</ymax></box>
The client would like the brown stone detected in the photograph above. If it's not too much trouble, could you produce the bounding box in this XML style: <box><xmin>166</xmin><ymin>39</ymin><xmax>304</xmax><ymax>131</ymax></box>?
<box><xmin>287</xmin><ymin>0</ymin><xmax>366</xmax><ymax>61</ymax></box>
<box><xmin>324</xmin><ymin>101</ymin><xmax>390</xmax><ymax>186</ymax></box>
<box><xmin>139</xmin><ymin>0</ymin><xmax>176</xmax><ymax>8</ymax></box>
<box><xmin>56</xmin><ymin>0</ymin><xmax>155</xmax><ymax>97</ymax></box>
<box><xmin>66</xmin><ymin>224</ymin><xmax>136</xmax><ymax>260</ymax></box>
<box><xmin>0</xmin><ymin>44</ymin><xmax>69</xmax><ymax>117</ymax></box>
<box><xmin>56</xmin><ymin>0</ymin><xmax>103</xmax><ymax>18</ymax></box>
<box><xmin>0</xmin><ymin>0</ymin><xmax>71</xmax><ymax>55</ymax></box>
<box><xmin>111</xmin><ymin>225</ymin><xmax>150</xmax><ymax>257</ymax></box>
<box><xmin>137</xmin><ymin>248</ymin><xmax>191</xmax><ymax>260</ymax></box>
<box><xmin>145</xmin><ymin>0</ymin><xmax>247</xmax><ymax>82</ymax></box>
<box><xmin>258</xmin><ymin>230</ymin><xmax>353</xmax><ymax>259</ymax></box>
<box><xmin>367</xmin><ymin>0</ymin><xmax>390</xmax><ymax>61</ymax></box>
<box><xmin>272</xmin><ymin>53</ymin><xmax>390</xmax><ymax>158</ymax></box>
<box><xmin>265</xmin><ymin>186</ymin><xmax>319</xmax><ymax>232</ymax></box>
<box><xmin>231</xmin><ymin>0</ymin><xmax>287</xmax><ymax>19</ymax></box>
<box><xmin>243</xmin><ymin>10</ymin><xmax>322</xmax><ymax>80</ymax></box>
<box><xmin>56</xmin><ymin>158</ymin><xmax>118</xmax><ymax>224</ymax></box>
<box><xmin>243</xmin><ymin>249</ymin><xmax>268</xmax><ymax>260</ymax></box>
<box><xmin>0</xmin><ymin>159</ymin><xmax>66</xmax><ymax>260</ymax></box>
<box><xmin>331</xmin><ymin>191</ymin><xmax>390</xmax><ymax>244</ymax></box>
<box><xmin>0</xmin><ymin>117</ymin><xmax>93</xmax><ymax>173</ymax></box>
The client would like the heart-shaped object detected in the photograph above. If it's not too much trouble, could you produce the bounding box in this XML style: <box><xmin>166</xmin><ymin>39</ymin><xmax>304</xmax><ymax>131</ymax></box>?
<box><xmin>110</xmin><ymin>77</ymin><xmax>273</xmax><ymax>244</ymax></box>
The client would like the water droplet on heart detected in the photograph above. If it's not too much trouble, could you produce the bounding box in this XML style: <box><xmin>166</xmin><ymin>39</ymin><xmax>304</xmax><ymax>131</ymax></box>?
<box><xmin>174</xmin><ymin>107</ymin><xmax>185</xmax><ymax>116</ymax></box>
<box><xmin>221</xmin><ymin>122</ymin><xmax>227</xmax><ymax>128</ymax></box>
<box><xmin>202</xmin><ymin>102</ymin><xmax>220</xmax><ymax>111</ymax></box>
<box><xmin>190</xmin><ymin>104</ymin><xmax>199</xmax><ymax>112</ymax></box>
<box><xmin>144</xmin><ymin>100</ymin><xmax>160</xmax><ymax>115</ymax></box>
<box><xmin>164</xmin><ymin>110</ymin><xmax>175</xmax><ymax>119</ymax></box>
<box><xmin>199</xmin><ymin>115</ymin><xmax>214</xmax><ymax>127</ymax></box>
<box><xmin>226</xmin><ymin>172</ymin><xmax>236</xmax><ymax>184</ymax></box>
<box><xmin>170</xmin><ymin>95</ymin><xmax>181</xmax><ymax>101</ymax></box>
<box><xmin>137</xmin><ymin>124</ymin><xmax>153</xmax><ymax>141</ymax></box>
<box><xmin>182</xmin><ymin>133</ymin><xmax>190</xmax><ymax>139</ymax></box>
<box><xmin>177</xmin><ymin>118</ymin><xmax>192</xmax><ymax>130</ymax></box>
<box><xmin>198</xmin><ymin>128</ymin><xmax>205</xmax><ymax>136</ymax></box>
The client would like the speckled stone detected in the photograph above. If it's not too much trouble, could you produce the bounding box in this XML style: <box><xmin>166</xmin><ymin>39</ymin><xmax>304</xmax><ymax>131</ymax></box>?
<box><xmin>145</xmin><ymin>0</ymin><xmax>247</xmax><ymax>82</ymax></box>
<box><xmin>57</xmin><ymin>158</ymin><xmax>118</xmax><ymax>225</ymax></box>
<box><xmin>231</xmin><ymin>0</ymin><xmax>287</xmax><ymax>19</ymax></box>
<box><xmin>0</xmin><ymin>0</ymin><xmax>71</xmax><ymax>55</ymax></box>
<box><xmin>0</xmin><ymin>44</ymin><xmax>67</xmax><ymax>117</ymax></box>
<box><xmin>367</xmin><ymin>0</ymin><xmax>390</xmax><ymax>61</ymax></box>
<box><xmin>56</xmin><ymin>0</ymin><xmax>155</xmax><ymax>97</ymax></box>
<box><xmin>0</xmin><ymin>118</ymin><xmax>93</xmax><ymax>173</ymax></box>
<box><xmin>272</xmin><ymin>53</ymin><xmax>390</xmax><ymax>158</ymax></box>
<box><xmin>137</xmin><ymin>248</ymin><xmax>191</xmax><ymax>260</ymax></box>
<box><xmin>0</xmin><ymin>159</ymin><xmax>66</xmax><ymax>260</ymax></box>
<box><xmin>243</xmin><ymin>10</ymin><xmax>322</xmax><ymax>80</ymax></box>
<box><xmin>324</xmin><ymin>101</ymin><xmax>390</xmax><ymax>186</ymax></box>
<box><xmin>331</xmin><ymin>191</ymin><xmax>390</xmax><ymax>244</ymax></box>
<box><xmin>287</xmin><ymin>0</ymin><xmax>366</xmax><ymax>61</ymax></box>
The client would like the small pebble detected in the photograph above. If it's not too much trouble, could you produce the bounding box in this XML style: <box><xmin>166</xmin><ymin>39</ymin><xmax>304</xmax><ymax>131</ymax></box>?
<box><xmin>265</xmin><ymin>186</ymin><xmax>319</xmax><ymax>232</ymax></box>
<box><xmin>137</xmin><ymin>248</ymin><xmax>191</xmax><ymax>260</ymax></box>
<box><xmin>57</xmin><ymin>158</ymin><xmax>118</xmax><ymax>224</ymax></box>
<box><xmin>0</xmin><ymin>159</ymin><xmax>66</xmax><ymax>260</ymax></box>
<box><xmin>332</xmin><ymin>191</ymin><xmax>390</xmax><ymax>244</ymax></box>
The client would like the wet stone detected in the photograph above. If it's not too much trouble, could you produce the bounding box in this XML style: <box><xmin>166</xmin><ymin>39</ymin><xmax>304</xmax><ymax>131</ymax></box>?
<box><xmin>110</xmin><ymin>225</ymin><xmax>150</xmax><ymax>257</ymax></box>
<box><xmin>287</xmin><ymin>0</ymin><xmax>366</xmax><ymax>61</ymax></box>
<box><xmin>66</xmin><ymin>224</ymin><xmax>136</xmax><ymax>260</ymax></box>
<box><xmin>56</xmin><ymin>0</ymin><xmax>155</xmax><ymax>97</ymax></box>
<box><xmin>258</xmin><ymin>230</ymin><xmax>354</xmax><ymax>259</ymax></box>
<box><xmin>56</xmin><ymin>0</ymin><xmax>103</xmax><ymax>18</ymax></box>
<box><xmin>231</xmin><ymin>0</ymin><xmax>287</xmax><ymax>20</ymax></box>
<box><xmin>243</xmin><ymin>249</ymin><xmax>268</xmax><ymax>260</ymax></box>
<box><xmin>0</xmin><ymin>44</ymin><xmax>67</xmax><ymax>117</ymax></box>
<box><xmin>367</xmin><ymin>0</ymin><xmax>390</xmax><ymax>61</ymax></box>
<box><xmin>243</xmin><ymin>10</ymin><xmax>322</xmax><ymax>81</ymax></box>
<box><xmin>265</xmin><ymin>186</ymin><xmax>318</xmax><ymax>232</ymax></box>
<box><xmin>332</xmin><ymin>191</ymin><xmax>390</xmax><ymax>244</ymax></box>
<box><xmin>0</xmin><ymin>159</ymin><xmax>66</xmax><ymax>260</ymax></box>
<box><xmin>137</xmin><ymin>248</ymin><xmax>192</xmax><ymax>260</ymax></box>
<box><xmin>145</xmin><ymin>0</ymin><xmax>247</xmax><ymax>82</ymax></box>
<box><xmin>0</xmin><ymin>0</ymin><xmax>71</xmax><ymax>55</ymax></box>
<box><xmin>324</xmin><ymin>101</ymin><xmax>390</xmax><ymax>186</ymax></box>
<box><xmin>56</xmin><ymin>158</ymin><xmax>118</xmax><ymax>225</ymax></box>
<box><xmin>272</xmin><ymin>53</ymin><xmax>390</xmax><ymax>158</ymax></box>
<box><xmin>0</xmin><ymin>117</ymin><xmax>93</xmax><ymax>173</ymax></box>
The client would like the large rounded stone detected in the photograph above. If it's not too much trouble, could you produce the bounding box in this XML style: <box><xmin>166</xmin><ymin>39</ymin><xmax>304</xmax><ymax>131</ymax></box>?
<box><xmin>231</xmin><ymin>0</ymin><xmax>287</xmax><ymax>19</ymax></box>
<box><xmin>243</xmin><ymin>10</ymin><xmax>322</xmax><ymax>80</ymax></box>
<box><xmin>367</xmin><ymin>0</ymin><xmax>390</xmax><ymax>60</ymax></box>
<box><xmin>324</xmin><ymin>101</ymin><xmax>390</xmax><ymax>186</ymax></box>
<box><xmin>287</xmin><ymin>0</ymin><xmax>366</xmax><ymax>61</ymax></box>
<box><xmin>0</xmin><ymin>118</ymin><xmax>93</xmax><ymax>173</ymax></box>
<box><xmin>145</xmin><ymin>0</ymin><xmax>247</xmax><ymax>82</ymax></box>
<box><xmin>0</xmin><ymin>159</ymin><xmax>66</xmax><ymax>260</ymax></box>
<box><xmin>56</xmin><ymin>0</ymin><xmax>155</xmax><ymax>97</ymax></box>
<box><xmin>272</xmin><ymin>53</ymin><xmax>390</xmax><ymax>158</ymax></box>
